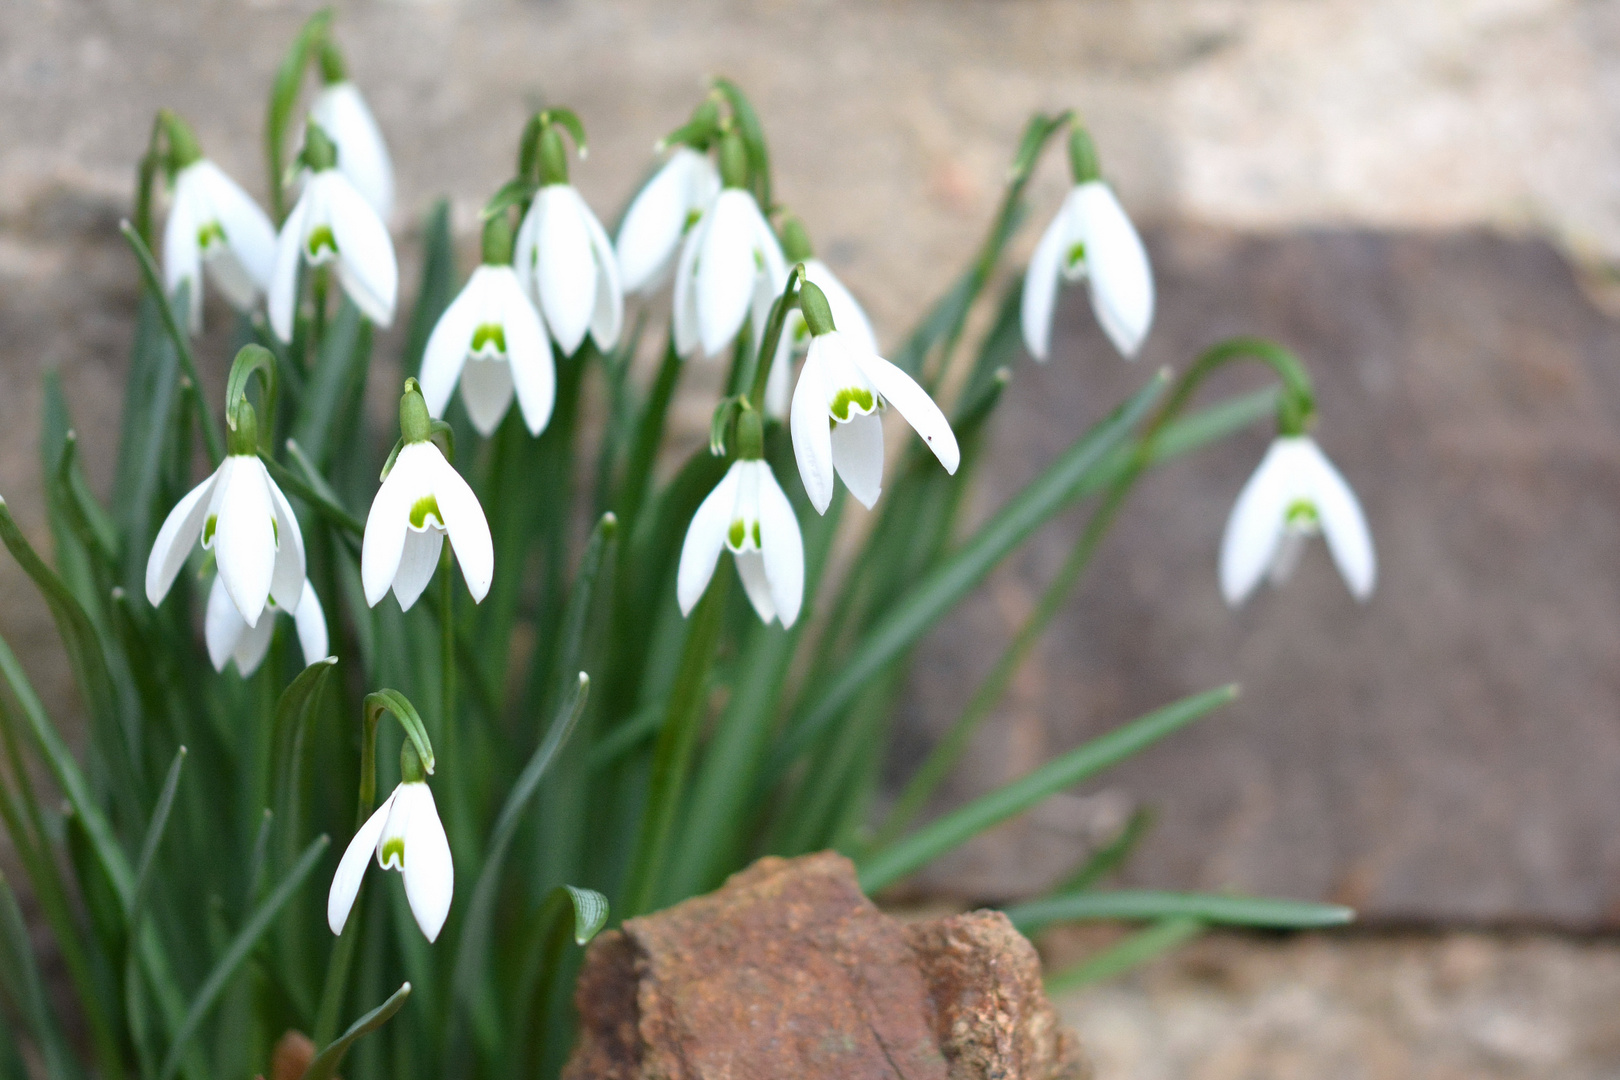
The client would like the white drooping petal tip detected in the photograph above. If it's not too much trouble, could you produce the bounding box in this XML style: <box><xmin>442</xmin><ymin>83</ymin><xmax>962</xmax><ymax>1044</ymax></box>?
<box><xmin>1076</xmin><ymin>182</ymin><xmax>1154</xmax><ymax>359</ymax></box>
<box><xmin>677</xmin><ymin>463</ymin><xmax>743</xmax><ymax>615</ymax></box>
<box><xmin>328</xmin><ymin>792</ymin><xmax>393</xmax><ymax>935</ymax></box>
<box><xmin>396</xmin><ymin>783</ymin><xmax>453</xmax><ymax>942</ymax></box>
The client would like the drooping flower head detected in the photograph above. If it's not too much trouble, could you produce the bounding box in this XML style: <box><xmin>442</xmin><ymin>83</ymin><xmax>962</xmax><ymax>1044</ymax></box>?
<box><xmin>420</xmin><ymin>214</ymin><xmax>555</xmax><ymax>437</ymax></box>
<box><xmin>155</xmin><ymin>112</ymin><xmax>277</xmax><ymax>334</ymax></box>
<box><xmin>268</xmin><ymin>121</ymin><xmax>398</xmax><ymax>342</ymax></box>
<box><xmin>307</xmin><ymin>40</ymin><xmax>394</xmax><ymax>220</ymax></box>
<box><xmin>672</xmin><ymin>132</ymin><xmax>786</xmax><ymax>359</ymax></box>
<box><xmin>763</xmin><ymin>217</ymin><xmax>880</xmax><ymax>419</ymax></box>
<box><xmin>206</xmin><ymin>576</ymin><xmax>328</xmax><ymax>676</ymax></box>
<box><xmin>789</xmin><ymin>282</ymin><xmax>960</xmax><ymax>514</ymax></box>
<box><xmin>615</xmin><ymin>145</ymin><xmax>720</xmax><ymax>294</ymax></box>
<box><xmin>1021</xmin><ymin>125</ymin><xmax>1153</xmax><ymax>362</ymax></box>
<box><xmin>362</xmin><ymin>379</ymin><xmax>493</xmax><ymax>611</ymax></box>
<box><xmin>512</xmin><ymin>111</ymin><xmax>623</xmax><ymax>356</ymax></box>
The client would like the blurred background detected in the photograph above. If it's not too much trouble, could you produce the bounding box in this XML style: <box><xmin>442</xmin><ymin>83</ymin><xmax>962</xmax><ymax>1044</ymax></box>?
<box><xmin>6</xmin><ymin>0</ymin><xmax>1620</xmax><ymax>1075</ymax></box>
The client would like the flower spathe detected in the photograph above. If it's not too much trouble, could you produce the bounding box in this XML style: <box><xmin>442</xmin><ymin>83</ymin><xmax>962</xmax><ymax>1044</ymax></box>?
<box><xmin>205</xmin><ymin>575</ymin><xmax>328</xmax><ymax>676</ymax></box>
<box><xmin>678</xmin><ymin>459</ymin><xmax>804</xmax><ymax>627</ymax></box>
<box><xmin>764</xmin><ymin>258</ymin><xmax>879</xmax><ymax>419</ymax></box>
<box><xmin>268</xmin><ymin>165</ymin><xmax>398</xmax><ymax>342</ymax></box>
<box><xmin>362</xmin><ymin>441</ymin><xmax>493</xmax><ymax>611</ymax></box>
<box><xmin>1021</xmin><ymin>181</ymin><xmax>1153</xmax><ymax>361</ymax></box>
<box><xmin>163</xmin><ymin>159</ymin><xmax>277</xmax><ymax>333</ymax></box>
<box><xmin>327</xmin><ymin>781</ymin><xmax>452</xmax><ymax>942</ymax></box>
<box><xmin>790</xmin><ymin>330</ymin><xmax>960</xmax><ymax>514</ymax></box>
<box><xmin>309</xmin><ymin>80</ymin><xmax>395</xmax><ymax>220</ymax></box>
<box><xmin>672</xmin><ymin>188</ymin><xmax>786</xmax><ymax>359</ymax></box>
<box><xmin>146</xmin><ymin>454</ymin><xmax>306</xmax><ymax>629</ymax></box>
<box><xmin>615</xmin><ymin>146</ymin><xmax>721</xmax><ymax>294</ymax></box>
<box><xmin>515</xmin><ymin>184</ymin><xmax>623</xmax><ymax>355</ymax></box>
<box><xmin>419</xmin><ymin>264</ymin><xmax>555</xmax><ymax>436</ymax></box>
<box><xmin>1219</xmin><ymin>436</ymin><xmax>1375</xmax><ymax>607</ymax></box>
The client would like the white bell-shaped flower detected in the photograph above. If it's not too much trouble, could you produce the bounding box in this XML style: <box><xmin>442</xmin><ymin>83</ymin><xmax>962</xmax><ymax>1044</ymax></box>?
<box><xmin>765</xmin><ymin>257</ymin><xmax>879</xmax><ymax>420</ymax></box>
<box><xmin>789</xmin><ymin>288</ymin><xmax>959</xmax><ymax>514</ymax></box>
<box><xmin>327</xmin><ymin>780</ymin><xmax>452</xmax><ymax>942</ymax></box>
<box><xmin>309</xmin><ymin>80</ymin><xmax>394</xmax><ymax>220</ymax></box>
<box><xmin>514</xmin><ymin>184</ymin><xmax>623</xmax><ymax>355</ymax></box>
<box><xmin>677</xmin><ymin>459</ymin><xmax>804</xmax><ymax>628</ymax></box>
<box><xmin>672</xmin><ymin>188</ymin><xmax>786</xmax><ymax>359</ymax></box>
<box><xmin>268</xmin><ymin>127</ymin><xmax>397</xmax><ymax>342</ymax></box>
<box><xmin>205</xmin><ymin>576</ymin><xmax>328</xmax><ymax>676</ymax></box>
<box><xmin>419</xmin><ymin>263</ymin><xmax>555</xmax><ymax>437</ymax></box>
<box><xmin>1022</xmin><ymin>181</ymin><xmax>1153</xmax><ymax>361</ymax></box>
<box><xmin>615</xmin><ymin>146</ymin><xmax>721</xmax><ymax>294</ymax></box>
<box><xmin>363</xmin><ymin>441</ymin><xmax>493</xmax><ymax>612</ymax></box>
<box><xmin>146</xmin><ymin>453</ymin><xmax>306</xmax><ymax>629</ymax></box>
<box><xmin>163</xmin><ymin>159</ymin><xmax>277</xmax><ymax>333</ymax></box>
<box><xmin>1219</xmin><ymin>436</ymin><xmax>1375</xmax><ymax>607</ymax></box>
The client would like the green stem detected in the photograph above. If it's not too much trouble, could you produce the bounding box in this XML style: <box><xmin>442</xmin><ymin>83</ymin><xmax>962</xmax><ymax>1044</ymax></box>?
<box><xmin>619</xmin><ymin>573</ymin><xmax>730</xmax><ymax>918</ymax></box>
<box><xmin>746</xmin><ymin>265</ymin><xmax>806</xmax><ymax>410</ymax></box>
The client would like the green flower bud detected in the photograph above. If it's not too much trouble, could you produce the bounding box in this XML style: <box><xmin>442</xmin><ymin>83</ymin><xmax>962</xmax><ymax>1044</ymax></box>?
<box><xmin>228</xmin><ymin>400</ymin><xmax>259</xmax><ymax>456</ymax></box>
<box><xmin>317</xmin><ymin>37</ymin><xmax>347</xmax><ymax>84</ymax></box>
<box><xmin>482</xmin><ymin>213</ymin><xmax>514</xmax><ymax>266</ymax></box>
<box><xmin>400</xmin><ymin>739</ymin><xmax>427</xmax><ymax>784</ymax></box>
<box><xmin>303</xmin><ymin>121</ymin><xmax>339</xmax><ymax>172</ymax></box>
<box><xmin>160</xmin><ymin>110</ymin><xmax>203</xmax><ymax>172</ymax></box>
<box><xmin>399</xmin><ymin>378</ymin><xmax>433</xmax><ymax>444</ymax></box>
<box><xmin>735</xmin><ymin>406</ymin><xmax>765</xmax><ymax>461</ymax></box>
<box><xmin>799</xmin><ymin>280</ymin><xmax>837</xmax><ymax>338</ymax></box>
<box><xmin>780</xmin><ymin>215</ymin><xmax>813</xmax><ymax>263</ymax></box>
<box><xmin>1068</xmin><ymin>125</ymin><xmax>1101</xmax><ymax>185</ymax></box>
<box><xmin>538</xmin><ymin>126</ymin><xmax>570</xmax><ymax>186</ymax></box>
<box><xmin>718</xmin><ymin>132</ymin><xmax>749</xmax><ymax>190</ymax></box>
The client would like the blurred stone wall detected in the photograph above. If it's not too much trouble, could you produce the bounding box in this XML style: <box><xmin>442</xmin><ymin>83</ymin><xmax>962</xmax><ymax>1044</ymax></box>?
<box><xmin>4</xmin><ymin>0</ymin><xmax>1620</xmax><ymax>925</ymax></box>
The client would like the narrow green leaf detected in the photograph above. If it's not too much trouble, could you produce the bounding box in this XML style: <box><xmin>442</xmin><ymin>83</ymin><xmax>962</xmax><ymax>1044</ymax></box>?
<box><xmin>857</xmin><ymin>685</ymin><xmax>1237</xmax><ymax>893</ymax></box>
<box><xmin>261</xmin><ymin>450</ymin><xmax>363</xmax><ymax>537</ymax></box>
<box><xmin>1044</xmin><ymin>918</ymin><xmax>1205</xmax><ymax>995</ymax></box>
<box><xmin>0</xmin><ymin>868</ymin><xmax>84</xmax><ymax>1080</ymax></box>
<box><xmin>774</xmin><ymin>371</ymin><xmax>1168</xmax><ymax>772</ymax></box>
<box><xmin>1057</xmin><ymin>807</ymin><xmax>1155</xmax><ymax>893</ymax></box>
<box><xmin>1005</xmin><ymin>889</ymin><xmax>1355</xmax><ymax>935</ymax></box>
<box><xmin>158</xmin><ymin>834</ymin><xmax>329</xmax><ymax>1080</ymax></box>
<box><xmin>129</xmin><ymin>745</ymin><xmax>186</xmax><ymax>924</ymax></box>
<box><xmin>266</xmin><ymin>10</ymin><xmax>332</xmax><ymax>222</ymax></box>
<box><xmin>402</xmin><ymin>200</ymin><xmax>457</xmax><ymax>379</ymax></box>
<box><xmin>112</xmin><ymin>291</ymin><xmax>185</xmax><ymax>589</ymax></box>
<box><xmin>301</xmin><ymin>981</ymin><xmax>412</xmax><ymax>1080</ymax></box>
<box><xmin>290</xmin><ymin>298</ymin><xmax>372</xmax><ymax>468</ymax></box>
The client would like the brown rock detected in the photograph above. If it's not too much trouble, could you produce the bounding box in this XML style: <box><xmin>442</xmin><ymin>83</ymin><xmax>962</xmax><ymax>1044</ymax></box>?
<box><xmin>564</xmin><ymin>852</ymin><xmax>1083</xmax><ymax>1080</ymax></box>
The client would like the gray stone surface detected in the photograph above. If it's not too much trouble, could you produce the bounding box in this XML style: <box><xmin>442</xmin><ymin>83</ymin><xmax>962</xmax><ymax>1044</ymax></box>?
<box><xmin>905</xmin><ymin>226</ymin><xmax>1620</xmax><ymax>927</ymax></box>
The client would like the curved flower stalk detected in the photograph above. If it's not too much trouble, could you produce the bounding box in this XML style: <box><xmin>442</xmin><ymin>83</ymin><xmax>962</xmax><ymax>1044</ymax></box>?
<box><xmin>308</xmin><ymin>73</ymin><xmax>394</xmax><ymax>220</ymax></box>
<box><xmin>145</xmin><ymin>444</ymin><xmax>305</xmax><ymax>630</ymax></box>
<box><xmin>512</xmin><ymin>116</ymin><xmax>622</xmax><ymax>355</ymax></box>
<box><xmin>672</xmin><ymin>133</ymin><xmax>786</xmax><ymax>359</ymax></box>
<box><xmin>158</xmin><ymin>112</ymin><xmax>277</xmax><ymax>334</ymax></box>
<box><xmin>268</xmin><ymin>122</ymin><xmax>398</xmax><ymax>342</ymax></box>
<box><xmin>615</xmin><ymin>146</ymin><xmax>721</xmax><ymax>294</ymax></box>
<box><xmin>363</xmin><ymin>379</ymin><xmax>493</xmax><ymax>611</ymax></box>
<box><xmin>329</xmin><ymin>737</ymin><xmax>451</xmax><ymax>942</ymax></box>
<box><xmin>764</xmin><ymin>218</ymin><xmax>879</xmax><ymax>418</ymax></box>
<box><xmin>1220</xmin><ymin>436</ymin><xmax>1375</xmax><ymax>607</ymax></box>
<box><xmin>1021</xmin><ymin>125</ymin><xmax>1153</xmax><ymax>362</ymax></box>
<box><xmin>789</xmin><ymin>283</ymin><xmax>959</xmax><ymax>514</ymax></box>
<box><xmin>420</xmin><ymin>216</ymin><xmax>555</xmax><ymax>436</ymax></box>
<box><xmin>678</xmin><ymin>456</ymin><xmax>804</xmax><ymax>628</ymax></box>
<box><xmin>205</xmin><ymin>576</ymin><xmax>328</xmax><ymax>676</ymax></box>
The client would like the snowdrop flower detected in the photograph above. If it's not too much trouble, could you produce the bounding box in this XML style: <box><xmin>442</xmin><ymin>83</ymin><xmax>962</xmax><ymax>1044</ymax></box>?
<box><xmin>1219</xmin><ymin>436</ymin><xmax>1375</xmax><ymax>607</ymax></box>
<box><xmin>790</xmin><ymin>283</ymin><xmax>959</xmax><ymax>514</ymax></box>
<box><xmin>309</xmin><ymin>76</ymin><xmax>394</xmax><ymax>220</ymax></box>
<box><xmin>146</xmin><ymin>438</ymin><xmax>305</xmax><ymax>630</ymax></box>
<box><xmin>420</xmin><ymin>216</ymin><xmax>555</xmax><ymax>436</ymax></box>
<box><xmin>672</xmin><ymin>134</ymin><xmax>786</xmax><ymax>359</ymax></box>
<box><xmin>159</xmin><ymin>115</ymin><xmax>276</xmax><ymax>333</ymax></box>
<box><xmin>615</xmin><ymin>146</ymin><xmax>721</xmax><ymax>294</ymax></box>
<box><xmin>515</xmin><ymin>185</ymin><xmax>622</xmax><ymax>355</ymax></box>
<box><xmin>1021</xmin><ymin>127</ymin><xmax>1153</xmax><ymax>362</ymax></box>
<box><xmin>268</xmin><ymin>122</ymin><xmax>397</xmax><ymax>342</ymax></box>
<box><xmin>205</xmin><ymin>576</ymin><xmax>328</xmax><ymax>676</ymax></box>
<box><xmin>678</xmin><ymin>456</ymin><xmax>803</xmax><ymax>628</ymax></box>
<box><xmin>363</xmin><ymin>380</ymin><xmax>493</xmax><ymax>612</ymax></box>
<box><xmin>764</xmin><ymin>218</ymin><xmax>879</xmax><ymax>419</ymax></box>
<box><xmin>328</xmin><ymin>764</ymin><xmax>452</xmax><ymax>942</ymax></box>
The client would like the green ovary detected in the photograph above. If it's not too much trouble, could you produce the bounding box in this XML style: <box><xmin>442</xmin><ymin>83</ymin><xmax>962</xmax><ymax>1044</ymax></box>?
<box><xmin>203</xmin><ymin>514</ymin><xmax>218</xmax><ymax>546</ymax></box>
<box><xmin>305</xmin><ymin>225</ymin><xmax>338</xmax><ymax>258</ymax></box>
<box><xmin>380</xmin><ymin>837</ymin><xmax>405</xmax><ymax>867</ymax></box>
<box><xmin>196</xmin><ymin>220</ymin><xmax>227</xmax><ymax>250</ymax></box>
<box><xmin>410</xmin><ymin>495</ymin><xmax>444</xmax><ymax>530</ymax></box>
<box><xmin>830</xmin><ymin>386</ymin><xmax>875</xmax><ymax>422</ymax></box>
<box><xmin>471</xmin><ymin>323</ymin><xmax>507</xmax><ymax>354</ymax></box>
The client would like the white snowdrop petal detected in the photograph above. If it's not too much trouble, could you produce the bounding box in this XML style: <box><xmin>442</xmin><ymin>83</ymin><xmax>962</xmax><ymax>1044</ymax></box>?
<box><xmin>534</xmin><ymin>186</ymin><xmax>597</xmax><ymax>355</ymax></box>
<box><xmin>163</xmin><ymin>177</ymin><xmax>203</xmax><ymax>333</ymax></box>
<box><xmin>293</xmin><ymin>581</ymin><xmax>329</xmax><ymax>666</ymax></box>
<box><xmin>263</xmin><ymin>463</ymin><xmax>307</xmax><ymax>613</ymax></box>
<box><xmin>857</xmin><ymin>351</ymin><xmax>960</xmax><ymax>475</ymax></box>
<box><xmin>313</xmin><ymin>82</ymin><xmax>394</xmax><ymax>220</ymax></box>
<box><xmin>326</xmin><ymin>175</ymin><xmax>398</xmax><ymax>327</ymax></box>
<box><xmin>677</xmin><ymin>463</ymin><xmax>742</xmax><ymax>615</ymax></box>
<box><xmin>204</xmin><ymin>575</ymin><xmax>244</xmax><ymax>673</ymax></box>
<box><xmin>807</xmin><ymin>260</ymin><xmax>879</xmax><ymax>357</ymax></box>
<box><xmin>197</xmin><ymin>160</ymin><xmax>277</xmax><ymax>294</ymax></box>
<box><xmin>581</xmin><ymin>199</ymin><xmax>624</xmax><ymax>350</ymax></box>
<box><xmin>790</xmin><ymin>345</ymin><xmax>836</xmax><ymax>514</ymax></box>
<box><xmin>1077</xmin><ymin>182</ymin><xmax>1153</xmax><ymax>358</ymax></box>
<box><xmin>764</xmin><ymin>334</ymin><xmax>794</xmax><ymax>420</ymax></box>
<box><xmin>361</xmin><ymin>457</ymin><xmax>417</xmax><ymax>607</ymax></box>
<box><xmin>696</xmin><ymin>191</ymin><xmax>759</xmax><ymax>357</ymax></box>
<box><xmin>429</xmin><ymin>450</ymin><xmax>493</xmax><ymax>603</ymax></box>
<box><xmin>830</xmin><ymin>411</ymin><xmax>885</xmax><ymax>510</ymax></box>
<box><xmin>671</xmin><ymin>210</ymin><xmax>706</xmax><ymax>358</ymax></box>
<box><xmin>1020</xmin><ymin>195</ymin><xmax>1074</xmax><ymax>362</ymax></box>
<box><xmin>232</xmin><ymin>611</ymin><xmax>276</xmax><ymax>676</ymax></box>
<box><xmin>756</xmin><ymin>465</ymin><xmax>805</xmax><ymax>629</ymax></box>
<box><xmin>397</xmin><ymin>784</ymin><xmax>453</xmax><ymax>943</ymax></box>
<box><xmin>616</xmin><ymin>149</ymin><xmax>702</xmax><ymax>293</ymax></box>
<box><xmin>501</xmin><ymin>275</ymin><xmax>556</xmax><ymax>436</ymax></box>
<box><xmin>460</xmin><ymin>358</ymin><xmax>516</xmax><ymax>437</ymax></box>
<box><xmin>328</xmin><ymin>793</ymin><xmax>394</xmax><ymax>935</ymax></box>
<box><xmin>392</xmin><ymin>527</ymin><xmax>444</xmax><ymax>613</ymax></box>
<box><xmin>214</xmin><ymin>458</ymin><xmax>277</xmax><ymax>628</ymax></box>
<box><xmin>1300</xmin><ymin>440</ymin><xmax>1377</xmax><ymax>601</ymax></box>
<box><xmin>146</xmin><ymin>470</ymin><xmax>218</xmax><ymax>606</ymax></box>
<box><xmin>418</xmin><ymin>275</ymin><xmax>484</xmax><ymax>419</ymax></box>
<box><xmin>268</xmin><ymin>194</ymin><xmax>310</xmax><ymax>343</ymax></box>
<box><xmin>1218</xmin><ymin>441</ymin><xmax>1295</xmax><ymax>608</ymax></box>
<box><xmin>733</xmin><ymin>551</ymin><xmax>777</xmax><ymax>625</ymax></box>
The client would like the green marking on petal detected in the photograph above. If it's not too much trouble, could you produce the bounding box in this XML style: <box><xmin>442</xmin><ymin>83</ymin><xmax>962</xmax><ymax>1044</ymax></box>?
<box><xmin>410</xmin><ymin>494</ymin><xmax>444</xmax><ymax>530</ymax></box>
<box><xmin>471</xmin><ymin>322</ymin><xmax>507</xmax><ymax>354</ymax></box>
<box><xmin>202</xmin><ymin>514</ymin><xmax>218</xmax><ymax>547</ymax></box>
<box><xmin>728</xmin><ymin>519</ymin><xmax>747</xmax><ymax>550</ymax></box>
<box><xmin>753</xmin><ymin>248</ymin><xmax>765</xmax><ymax>272</ymax></box>
<box><xmin>1285</xmin><ymin>499</ymin><xmax>1319</xmax><ymax>526</ymax></box>
<box><xmin>380</xmin><ymin>837</ymin><xmax>405</xmax><ymax>868</ymax></box>
<box><xmin>829</xmin><ymin>386</ymin><xmax>875</xmax><ymax>422</ymax></box>
<box><xmin>683</xmin><ymin>208</ymin><xmax>703</xmax><ymax>233</ymax></box>
<box><xmin>1065</xmin><ymin>240</ymin><xmax>1087</xmax><ymax>270</ymax></box>
<box><xmin>306</xmin><ymin>224</ymin><xmax>338</xmax><ymax>258</ymax></box>
<box><xmin>196</xmin><ymin>220</ymin><xmax>227</xmax><ymax>251</ymax></box>
<box><xmin>271</xmin><ymin>517</ymin><xmax>279</xmax><ymax>548</ymax></box>
<box><xmin>751</xmin><ymin>521</ymin><xmax>761</xmax><ymax>548</ymax></box>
